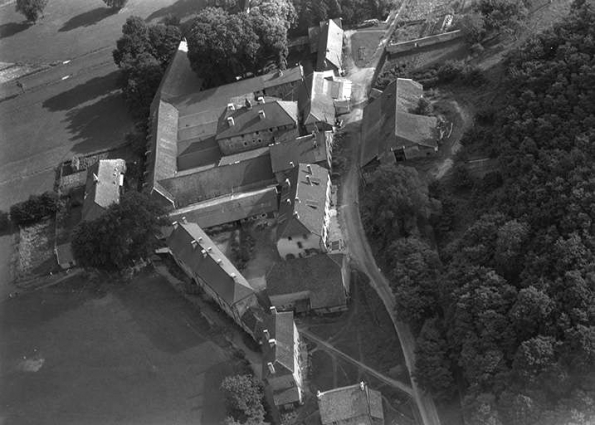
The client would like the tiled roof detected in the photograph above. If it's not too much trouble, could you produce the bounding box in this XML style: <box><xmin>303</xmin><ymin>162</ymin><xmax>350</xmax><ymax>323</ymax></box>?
<box><xmin>169</xmin><ymin>185</ymin><xmax>279</xmax><ymax>229</ymax></box>
<box><xmin>177</xmin><ymin>136</ymin><xmax>222</xmax><ymax>171</ymax></box>
<box><xmin>301</xmin><ymin>72</ymin><xmax>337</xmax><ymax>126</ymax></box>
<box><xmin>166</xmin><ymin>221</ymin><xmax>257</xmax><ymax>309</ymax></box>
<box><xmin>277</xmin><ymin>163</ymin><xmax>329</xmax><ymax>238</ymax></box>
<box><xmin>216</xmin><ymin>100</ymin><xmax>298</xmax><ymax>140</ymax></box>
<box><xmin>396</xmin><ymin>78</ymin><xmax>424</xmax><ymax>113</ymax></box>
<box><xmin>82</xmin><ymin>159</ymin><xmax>126</xmax><ymax>221</ymax></box>
<box><xmin>316</xmin><ymin>19</ymin><xmax>344</xmax><ymax>71</ymax></box>
<box><xmin>266</xmin><ymin>254</ymin><xmax>347</xmax><ymax>311</ymax></box>
<box><xmin>147</xmin><ymin>101</ymin><xmax>179</xmax><ymax>186</ymax></box>
<box><xmin>396</xmin><ymin>112</ymin><xmax>438</xmax><ymax>149</ymax></box>
<box><xmin>155</xmin><ymin>40</ymin><xmax>203</xmax><ymax>102</ymax></box>
<box><xmin>270</xmin><ymin>131</ymin><xmax>332</xmax><ymax>174</ymax></box>
<box><xmin>262</xmin><ymin>310</ymin><xmax>296</xmax><ymax>377</ymax></box>
<box><xmin>318</xmin><ymin>383</ymin><xmax>384</xmax><ymax>425</ymax></box>
<box><xmin>160</xmin><ymin>151</ymin><xmax>276</xmax><ymax>207</ymax></box>
<box><xmin>55</xmin><ymin>242</ymin><xmax>75</xmax><ymax>265</ymax></box>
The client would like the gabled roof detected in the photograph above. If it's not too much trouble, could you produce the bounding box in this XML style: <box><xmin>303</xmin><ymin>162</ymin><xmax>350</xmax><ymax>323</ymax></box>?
<box><xmin>167</xmin><ymin>222</ymin><xmax>256</xmax><ymax>309</ymax></box>
<box><xmin>266</xmin><ymin>254</ymin><xmax>347</xmax><ymax>311</ymax></box>
<box><xmin>216</xmin><ymin>100</ymin><xmax>298</xmax><ymax>140</ymax></box>
<box><xmin>263</xmin><ymin>310</ymin><xmax>296</xmax><ymax>377</ymax></box>
<box><xmin>270</xmin><ymin>131</ymin><xmax>332</xmax><ymax>174</ymax></box>
<box><xmin>396</xmin><ymin>78</ymin><xmax>423</xmax><ymax>113</ymax></box>
<box><xmin>155</xmin><ymin>40</ymin><xmax>203</xmax><ymax>102</ymax></box>
<box><xmin>147</xmin><ymin>100</ymin><xmax>179</xmax><ymax>186</ymax></box>
<box><xmin>82</xmin><ymin>159</ymin><xmax>126</xmax><ymax>221</ymax></box>
<box><xmin>396</xmin><ymin>112</ymin><xmax>438</xmax><ymax>149</ymax></box>
<box><xmin>301</xmin><ymin>72</ymin><xmax>337</xmax><ymax>126</ymax></box>
<box><xmin>277</xmin><ymin>163</ymin><xmax>329</xmax><ymax>238</ymax></box>
<box><xmin>316</xmin><ymin>19</ymin><xmax>344</xmax><ymax>71</ymax></box>
<box><xmin>318</xmin><ymin>383</ymin><xmax>384</xmax><ymax>425</ymax></box>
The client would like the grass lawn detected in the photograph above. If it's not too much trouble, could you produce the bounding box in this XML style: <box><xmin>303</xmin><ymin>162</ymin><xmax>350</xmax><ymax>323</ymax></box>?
<box><xmin>351</xmin><ymin>28</ymin><xmax>386</xmax><ymax>67</ymax></box>
<box><xmin>0</xmin><ymin>269</ymin><xmax>238</xmax><ymax>425</ymax></box>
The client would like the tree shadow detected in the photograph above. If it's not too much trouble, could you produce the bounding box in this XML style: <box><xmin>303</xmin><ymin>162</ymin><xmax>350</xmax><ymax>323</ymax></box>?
<box><xmin>0</xmin><ymin>21</ymin><xmax>32</xmax><ymax>39</ymax></box>
<box><xmin>42</xmin><ymin>71</ymin><xmax>120</xmax><ymax>112</ymax></box>
<box><xmin>145</xmin><ymin>0</ymin><xmax>206</xmax><ymax>23</ymax></box>
<box><xmin>67</xmin><ymin>92</ymin><xmax>134</xmax><ymax>155</ymax></box>
<box><xmin>59</xmin><ymin>7</ymin><xmax>118</xmax><ymax>32</ymax></box>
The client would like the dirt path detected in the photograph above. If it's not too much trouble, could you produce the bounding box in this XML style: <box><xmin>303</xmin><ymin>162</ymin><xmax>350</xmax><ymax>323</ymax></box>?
<box><xmin>337</xmin><ymin>9</ymin><xmax>443</xmax><ymax>425</ymax></box>
<box><xmin>300</xmin><ymin>328</ymin><xmax>414</xmax><ymax>396</ymax></box>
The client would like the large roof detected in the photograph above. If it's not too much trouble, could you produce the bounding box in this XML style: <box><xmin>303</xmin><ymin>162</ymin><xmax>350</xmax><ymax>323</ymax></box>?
<box><xmin>318</xmin><ymin>383</ymin><xmax>384</xmax><ymax>425</ymax></box>
<box><xmin>266</xmin><ymin>254</ymin><xmax>347</xmax><ymax>311</ymax></box>
<box><xmin>316</xmin><ymin>19</ymin><xmax>344</xmax><ymax>71</ymax></box>
<box><xmin>396</xmin><ymin>112</ymin><xmax>438</xmax><ymax>149</ymax></box>
<box><xmin>301</xmin><ymin>72</ymin><xmax>337</xmax><ymax>126</ymax></box>
<box><xmin>167</xmin><ymin>221</ymin><xmax>257</xmax><ymax>308</ymax></box>
<box><xmin>270</xmin><ymin>131</ymin><xmax>332</xmax><ymax>174</ymax></box>
<box><xmin>147</xmin><ymin>101</ymin><xmax>179</xmax><ymax>186</ymax></box>
<box><xmin>262</xmin><ymin>310</ymin><xmax>296</xmax><ymax>377</ymax></box>
<box><xmin>155</xmin><ymin>40</ymin><xmax>203</xmax><ymax>102</ymax></box>
<box><xmin>396</xmin><ymin>78</ymin><xmax>423</xmax><ymax>113</ymax></box>
<box><xmin>82</xmin><ymin>159</ymin><xmax>126</xmax><ymax>222</ymax></box>
<box><xmin>160</xmin><ymin>151</ymin><xmax>276</xmax><ymax>207</ymax></box>
<box><xmin>277</xmin><ymin>163</ymin><xmax>329</xmax><ymax>238</ymax></box>
<box><xmin>216</xmin><ymin>100</ymin><xmax>298</xmax><ymax>140</ymax></box>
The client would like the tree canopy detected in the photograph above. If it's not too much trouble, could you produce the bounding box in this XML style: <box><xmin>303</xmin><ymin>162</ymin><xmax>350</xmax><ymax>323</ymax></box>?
<box><xmin>15</xmin><ymin>0</ymin><xmax>48</xmax><ymax>23</ymax></box>
<box><xmin>406</xmin><ymin>3</ymin><xmax>595</xmax><ymax>423</ymax></box>
<box><xmin>220</xmin><ymin>374</ymin><xmax>265</xmax><ymax>425</ymax></box>
<box><xmin>71</xmin><ymin>191</ymin><xmax>167</xmax><ymax>271</ymax></box>
<box><xmin>112</xmin><ymin>16</ymin><xmax>181</xmax><ymax>118</ymax></box>
<box><xmin>186</xmin><ymin>3</ymin><xmax>293</xmax><ymax>88</ymax></box>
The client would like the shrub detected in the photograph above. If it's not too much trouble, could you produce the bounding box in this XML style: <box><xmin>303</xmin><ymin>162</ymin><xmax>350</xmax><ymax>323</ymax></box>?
<box><xmin>10</xmin><ymin>191</ymin><xmax>59</xmax><ymax>226</ymax></box>
<box><xmin>0</xmin><ymin>211</ymin><xmax>10</xmax><ymax>233</ymax></box>
<box><xmin>103</xmin><ymin>0</ymin><xmax>128</xmax><ymax>10</ymax></box>
<box><xmin>15</xmin><ymin>0</ymin><xmax>48</xmax><ymax>23</ymax></box>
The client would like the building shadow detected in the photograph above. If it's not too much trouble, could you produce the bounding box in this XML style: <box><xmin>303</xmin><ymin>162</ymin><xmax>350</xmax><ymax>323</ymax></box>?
<box><xmin>146</xmin><ymin>0</ymin><xmax>204</xmax><ymax>23</ymax></box>
<box><xmin>59</xmin><ymin>7</ymin><xmax>118</xmax><ymax>32</ymax></box>
<box><xmin>42</xmin><ymin>71</ymin><xmax>120</xmax><ymax>112</ymax></box>
<box><xmin>0</xmin><ymin>22</ymin><xmax>32</xmax><ymax>39</ymax></box>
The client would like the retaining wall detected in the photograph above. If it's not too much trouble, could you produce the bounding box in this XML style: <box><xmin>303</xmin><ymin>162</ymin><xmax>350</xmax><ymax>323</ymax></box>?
<box><xmin>386</xmin><ymin>30</ymin><xmax>463</xmax><ymax>54</ymax></box>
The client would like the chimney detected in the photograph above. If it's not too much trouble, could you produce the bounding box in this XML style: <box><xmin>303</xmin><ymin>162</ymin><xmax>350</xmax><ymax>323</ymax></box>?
<box><xmin>285</xmin><ymin>178</ymin><xmax>291</xmax><ymax>188</ymax></box>
<box><xmin>172</xmin><ymin>221</ymin><xmax>178</xmax><ymax>229</ymax></box>
<box><xmin>306</xmin><ymin>164</ymin><xmax>312</xmax><ymax>174</ymax></box>
<box><xmin>257</xmin><ymin>96</ymin><xmax>265</xmax><ymax>104</ymax></box>
<box><xmin>278</xmin><ymin>69</ymin><xmax>284</xmax><ymax>77</ymax></box>
<box><xmin>267</xmin><ymin>362</ymin><xmax>276</xmax><ymax>374</ymax></box>
<box><xmin>198</xmin><ymin>237</ymin><xmax>203</xmax><ymax>243</ymax></box>
<box><xmin>295</xmin><ymin>196</ymin><xmax>299</xmax><ymax>203</ymax></box>
<box><xmin>263</xmin><ymin>329</ymin><xmax>270</xmax><ymax>339</ymax></box>
<box><xmin>93</xmin><ymin>173</ymin><xmax>99</xmax><ymax>183</ymax></box>
<box><xmin>258</xmin><ymin>110</ymin><xmax>266</xmax><ymax>120</ymax></box>
<box><xmin>227</xmin><ymin>103</ymin><xmax>235</xmax><ymax>111</ymax></box>
<box><xmin>289</xmin><ymin>161</ymin><xmax>295</xmax><ymax>168</ymax></box>
<box><xmin>216</xmin><ymin>258</ymin><xmax>222</xmax><ymax>264</ymax></box>
<box><xmin>286</xmin><ymin>198</ymin><xmax>291</xmax><ymax>204</ymax></box>
<box><xmin>227</xmin><ymin>117</ymin><xmax>235</xmax><ymax>126</ymax></box>
<box><xmin>207</xmin><ymin>247</ymin><xmax>212</xmax><ymax>252</ymax></box>
<box><xmin>306</xmin><ymin>175</ymin><xmax>311</xmax><ymax>185</ymax></box>
<box><xmin>270</xmin><ymin>306</ymin><xmax>277</xmax><ymax>314</ymax></box>
<box><xmin>201</xmin><ymin>249</ymin><xmax>207</xmax><ymax>258</ymax></box>
<box><xmin>360</xmin><ymin>381</ymin><xmax>366</xmax><ymax>391</ymax></box>
<box><xmin>182</xmin><ymin>216</ymin><xmax>187</xmax><ymax>224</ymax></box>
<box><xmin>293</xmin><ymin>211</ymin><xmax>299</xmax><ymax>218</ymax></box>
<box><xmin>245</xmin><ymin>98</ymin><xmax>252</xmax><ymax>109</ymax></box>
<box><xmin>317</xmin><ymin>390</ymin><xmax>322</xmax><ymax>400</ymax></box>
<box><xmin>191</xmin><ymin>239</ymin><xmax>198</xmax><ymax>249</ymax></box>
<box><xmin>231</xmin><ymin>272</ymin><xmax>237</xmax><ymax>280</ymax></box>
<box><xmin>268</xmin><ymin>338</ymin><xmax>276</xmax><ymax>347</ymax></box>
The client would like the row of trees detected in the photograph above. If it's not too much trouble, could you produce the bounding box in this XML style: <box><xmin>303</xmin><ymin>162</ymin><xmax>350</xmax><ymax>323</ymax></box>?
<box><xmin>365</xmin><ymin>3</ymin><xmax>595</xmax><ymax>424</ymax></box>
<box><xmin>458</xmin><ymin>0</ymin><xmax>531</xmax><ymax>44</ymax></box>
<box><xmin>186</xmin><ymin>0</ymin><xmax>295</xmax><ymax>88</ymax></box>
<box><xmin>15</xmin><ymin>0</ymin><xmax>127</xmax><ymax>23</ymax></box>
<box><xmin>293</xmin><ymin>0</ymin><xmax>392</xmax><ymax>30</ymax></box>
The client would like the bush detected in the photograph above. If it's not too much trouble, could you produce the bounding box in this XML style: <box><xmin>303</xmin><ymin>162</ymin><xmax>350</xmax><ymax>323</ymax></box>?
<box><xmin>15</xmin><ymin>0</ymin><xmax>48</xmax><ymax>23</ymax></box>
<box><xmin>0</xmin><ymin>211</ymin><xmax>10</xmax><ymax>233</ymax></box>
<box><xmin>103</xmin><ymin>0</ymin><xmax>128</xmax><ymax>9</ymax></box>
<box><xmin>10</xmin><ymin>192</ymin><xmax>59</xmax><ymax>226</ymax></box>
<box><xmin>452</xmin><ymin>163</ymin><xmax>473</xmax><ymax>189</ymax></box>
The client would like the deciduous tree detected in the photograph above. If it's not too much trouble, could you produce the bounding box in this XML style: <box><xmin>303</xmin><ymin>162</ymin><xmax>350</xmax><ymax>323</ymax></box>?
<box><xmin>15</xmin><ymin>0</ymin><xmax>48</xmax><ymax>23</ymax></box>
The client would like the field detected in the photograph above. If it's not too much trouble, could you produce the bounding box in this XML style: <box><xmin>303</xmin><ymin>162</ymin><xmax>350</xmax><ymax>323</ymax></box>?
<box><xmin>0</xmin><ymin>270</ymin><xmax>239</xmax><ymax>425</ymax></box>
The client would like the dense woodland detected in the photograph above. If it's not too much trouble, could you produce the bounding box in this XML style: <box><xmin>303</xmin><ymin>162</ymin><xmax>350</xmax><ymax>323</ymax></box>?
<box><xmin>363</xmin><ymin>2</ymin><xmax>595</xmax><ymax>424</ymax></box>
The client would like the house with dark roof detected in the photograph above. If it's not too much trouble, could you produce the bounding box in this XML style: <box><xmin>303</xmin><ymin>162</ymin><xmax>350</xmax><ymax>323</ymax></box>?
<box><xmin>166</xmin><ymin>220</ymin><xmax>262</xmax><ymax>338</ymax></box>
<box><xmin>82</xmin><ymin>159</ymin><xmax>126</xmax><ymax>221</ymax></box>
<box><xmin>261</xmin><ymin>307</ymin><xmax>306</xmax><ymax>410</ymax></box>
<box><xmin>317</xmin><ymin>382</ymin><xmax>384</xmax><ymax>425</ymax></box>
<box><xmin>270</xmin><ymin>131</ymin><xmax>333</xmax><ymax>182</ymax></box>
<box><xmin>300</xmin><ymin>71</ymin><xmax>352</xmax><ymax>132</ymax></box>
<box><xmin>276</xmin><ymin>163</ymin><xmax>331</xmax><ymax>260</ymax></box>
<box><xmin>266</xmin><ymin>253</ymin><xmax>350</xmax><ymax>314</ymax></box>
<box><xmin>361</xmin><ymin>78</ymin><xmax>441</xmax><ymax>166</ymax></box>
<box><xmin>216</xmin><ymin>99</ymin><xmax>298</xmax><ymax>155</ymax></box>
<box><xmin>316</xmin><ymin>19</ymin><xmax>344</xmax><ymax>73</ymax></box>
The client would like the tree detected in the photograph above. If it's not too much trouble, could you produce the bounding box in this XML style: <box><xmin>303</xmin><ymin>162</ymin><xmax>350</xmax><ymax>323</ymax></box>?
<box><xmin>220</xmin><ymin>374</ymin><xmax>265</xmax><ymax>424</ymax></box>
<box><xmin>71</xmin><ymin>191</ymin><xmax>166</xmax><ymax>271</ymax></box>
<box><xmin>120</xmin><ymin>53</ymin><xmax>164</xmax><ymax>118</ymax></box>
<box><xmin>10</xmin><ymin>191</ymin><xmax>59</xmax><ymax>226</ymax></box>
<box><xmin>15</xmin><ymin>0</ymin><xmax>48</xmax><ymax>23</ymax></box>
<box><xmin>412</xmin><ymin>97</ymin><xmax>433</xmax><ymax>116</ymax></box>
<box><xmin>475</xmin><ymin>0</ymin><xmax>529</xmax><ymax>35</ymax></box>
<box><xmin>458</xmin><ymin>12</ymin><xmax>486</xmax><ymax>44</ymax></box>
<box><xmin>494</xmin><ymin>219</ymin><xmax>529</xmax><ymax>279</ymax></box>
<box><xmin>103</xmin><ymin>0</ymin><xmax>128</xmax><ymax>10</ymax></box>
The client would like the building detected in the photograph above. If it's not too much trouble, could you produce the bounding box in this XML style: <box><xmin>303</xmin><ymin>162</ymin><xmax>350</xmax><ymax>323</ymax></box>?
<box><xmin>81</xmin><ymin>159</ymin><xmax>126</xmax><ymax>222</ymax></box>
<box><xmin>300</xmin><ymin>71</ymin><xmax>352</xmax><ymax>132</ymax></box>
<box><xmin>276</xmin><ymin>163</ymin><xmax>331</xmax><ymax>260</ymax></box>
<box><xmin>261</xmin><ymin>307</ymin><xmax>306</xmax><ymax>410</ymax></box>
<box><xmin>361</xmin><ymin>78</ymin><xmax>441</xmax><ymax>166</ymax></box>
<box><xmin>316</xmin><ymin>19</ymin><xmax>344</xmax><ymax>73</ymax></box>
<box><xmin>266</xmin><ymin>253</ymin><xmax>350</xmax><ymax>314</ymax></box>
<box><xmin>166</xmin><ymin>220</ymin><xmax>262</xmax><ymax>339</ymax></box>
<box><xmin>317</xmin><ymin>382</ymin><xmax>384</xmax><ymax>425</ymax></box>
<box><xmin>216</xmin><ymin>99</ymin><xmax>298</xmax><ymax>155</ymax></box>
<box><xmin>270</xmin><ymin>131</ymin><xmax>333</xmax><ymax>182</ymax></box>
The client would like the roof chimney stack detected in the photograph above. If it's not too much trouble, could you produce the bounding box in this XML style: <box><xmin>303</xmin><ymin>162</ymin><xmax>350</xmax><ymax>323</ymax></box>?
<box><xmin>227</xmin><ymin>103</ymin><xmax>235</xmax><ymax>111</ymax></box>
<box><xmin>306</xmin><ymin>164</ymin><xmax>312</xmax><ymax>174</ymax></box>
<box><xmin>263</xmin><ymin>329</ymin><xmax>270</xmax><ymax>340</ymax></box>
<box><xmin>267</xmin><ymin>362</ymin><xmax>276</xmax><ymax>374</ymax></box>
<box><xmin>257</xmin><ymin>96</ymin><xmax>265</xmax><ymax>104</ymax></box>
<box><xmin>172</xmin><ymin>221</ymin><xmax>178</xmax><ymax>229</ymax></box>
<box><xmin>201</xmin><ymin>249</ymin><xmax>207</xmax><ymax>258</ymax></box>
<box><xmin>227</xmin><ymin>117</ymin><xmax>235</xmax><ymax>127</ymax></box>
<box><xmin>258</xmin><ymin>110</ymin><xmax>266</xmax><ymax>120</ymax></box>
<box><xmin>317</xmin><ymin>390</ymin><xmax>322</xmax><ymax>400</ymax></box>
<box><xmin>306</xmin><ymin>175</ymin><xmax>311</xmax><ymax>185</ymax></box>
<box><xmin>182</xmin><ymin>216</ymin><xmax>187</xmax><ymax>224</ymax></box>
<box><xmin>289</xmin><ymin>161</ymin><xmax>295</xmax><ymax>168</ymax></box>
<box><xmin>268</xmin><ymin>338</ymin><xmax>276</xmax><ymax>347</ymax></box>
<box><xmin>191</xmin><ymin>239</ymin><xmax>198</xmax><ymax>249</ymax></box>
<box><xmin>270</xmin><ymin>306</ymin><xmax>277</xmax><ymax>314</ymax></box>
<box><xmin>360</xmin><ymin>381</ymin><xmax>366</xmax><ymax>391</ymax></box>
<box><xmin>245</xmin><ymin>98</ymin><xmax>252</xmax><ymax>109</ymax></box>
